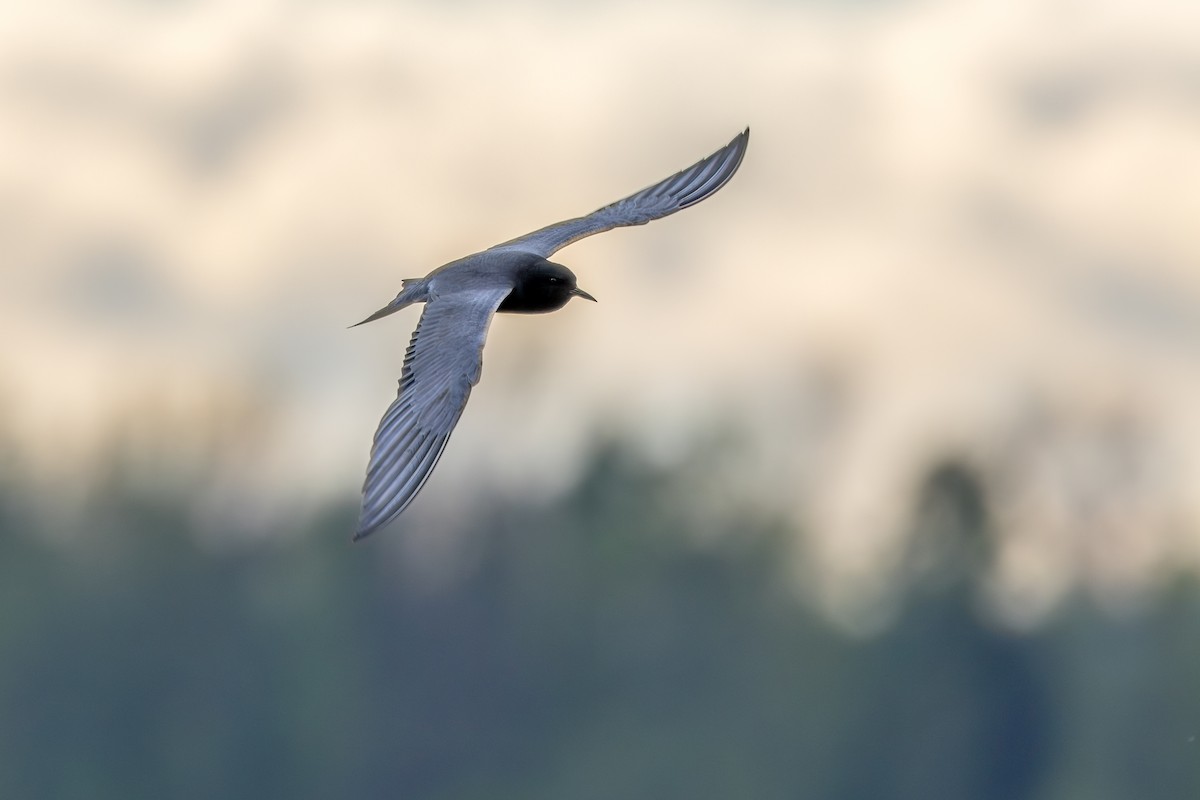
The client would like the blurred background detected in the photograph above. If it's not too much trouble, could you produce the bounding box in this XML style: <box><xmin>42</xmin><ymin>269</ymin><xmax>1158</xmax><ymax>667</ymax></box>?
<box><xmin>1</xmin><ymin>0</ymin><xmax>1198</xmax><ymax>797</ymax></box>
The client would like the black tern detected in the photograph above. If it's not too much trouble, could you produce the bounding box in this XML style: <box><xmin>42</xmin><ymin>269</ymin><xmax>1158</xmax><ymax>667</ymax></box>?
<box><xmin>352</xmin><ymin>128</ymin><xmax>749</xmax><ymax>539</ymax></box>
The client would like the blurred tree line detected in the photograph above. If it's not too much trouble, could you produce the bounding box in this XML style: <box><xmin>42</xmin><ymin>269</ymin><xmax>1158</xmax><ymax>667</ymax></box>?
<box><xmin>0</xmin><ymin>441</ymin><xmax>1197</xmax><ymax>800</ymax></box>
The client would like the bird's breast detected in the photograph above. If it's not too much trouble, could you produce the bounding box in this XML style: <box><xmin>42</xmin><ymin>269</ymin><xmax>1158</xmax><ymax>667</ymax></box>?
<box><xmin>497</xmin><ymin>287</ymin><xmax>571</xmax><ymax>314</ymax></box>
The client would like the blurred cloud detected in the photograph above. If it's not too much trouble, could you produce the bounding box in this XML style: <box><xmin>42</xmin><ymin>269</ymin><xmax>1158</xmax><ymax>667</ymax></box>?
<box><xmin>1</xmin><ymin>0</ymin><xmax>1198</xmax><ymax>624</ymax></box>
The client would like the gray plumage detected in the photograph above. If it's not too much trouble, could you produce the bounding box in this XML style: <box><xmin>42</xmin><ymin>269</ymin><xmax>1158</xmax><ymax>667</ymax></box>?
<box><xmin>352</xmin><ymin>128</ymin><xmax>749</xmax><ymax>539</ymax></box>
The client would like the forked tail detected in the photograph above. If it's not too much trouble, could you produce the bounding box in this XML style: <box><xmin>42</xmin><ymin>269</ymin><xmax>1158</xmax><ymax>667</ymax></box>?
<box><xmin>349</xmin><ymin>279</ymin><xmax>429</xmax><ymax>327</ymax></box>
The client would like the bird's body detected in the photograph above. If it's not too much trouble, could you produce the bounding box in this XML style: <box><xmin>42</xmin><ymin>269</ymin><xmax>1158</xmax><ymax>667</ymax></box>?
<box><xmin>352</xmin><ymin>128</ymin><xmax>749</xmax><ymax>539</ymax></box>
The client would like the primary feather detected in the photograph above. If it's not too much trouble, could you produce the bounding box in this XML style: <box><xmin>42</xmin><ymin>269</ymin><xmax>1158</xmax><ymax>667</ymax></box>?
<box><xmin>356</xmin><ymin>284</ymin><xmax>512</xmax><ymax>538</ymax></box>
<box><xmin>489</xmin><ymin>128</ymin><xmax>749</xmax><ymax>258</ymax></box>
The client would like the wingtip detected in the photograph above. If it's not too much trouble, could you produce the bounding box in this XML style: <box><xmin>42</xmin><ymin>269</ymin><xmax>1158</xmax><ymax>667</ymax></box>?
<box><xmin>351</xmin><ymin>514</ymin><xmax>382</xmax><ymax>542</ymax></box>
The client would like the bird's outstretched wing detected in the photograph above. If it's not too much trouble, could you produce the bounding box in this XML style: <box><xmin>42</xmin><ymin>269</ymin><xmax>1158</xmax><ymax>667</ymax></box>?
<box><xmin>355</xmin><ymin>285</ymin><xmax>512</xmax><ymax>539</ymax></box>
<box><xmin>488</xmin><ymin>128</ymin><xmax>749</xmax><ymax>258</ymax></box>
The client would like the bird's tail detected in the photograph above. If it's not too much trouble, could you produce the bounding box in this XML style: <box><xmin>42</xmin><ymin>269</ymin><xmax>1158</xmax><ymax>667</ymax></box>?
<box><xmin>349</xmin><ymin>279</ymin><xmax>429</xmax><ymax>328</ymax></box>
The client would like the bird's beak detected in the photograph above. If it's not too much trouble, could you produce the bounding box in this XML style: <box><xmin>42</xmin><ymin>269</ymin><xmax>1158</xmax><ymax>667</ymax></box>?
<box><xmin>571</xmin><ymin>287</ymin><xmax>597</xmax><ymax>303</ymax></box>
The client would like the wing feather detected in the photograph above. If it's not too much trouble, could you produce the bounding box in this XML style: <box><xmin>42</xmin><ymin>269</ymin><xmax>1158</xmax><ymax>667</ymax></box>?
<box><xmin>488</xmin><ymin>128</ymin><xmax>749</xmax><ymax>258</ymax></box>
<box><xmin>355</xmin><ymin>286</ymin><xmax>511</xmax><ymax>539</ymax></box>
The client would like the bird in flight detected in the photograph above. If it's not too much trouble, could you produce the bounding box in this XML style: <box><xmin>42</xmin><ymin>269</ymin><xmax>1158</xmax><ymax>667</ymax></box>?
<box><xmin>351</xmin><ymin>128</ymin><xmax>750</xmax><ymax>539</ymax></box>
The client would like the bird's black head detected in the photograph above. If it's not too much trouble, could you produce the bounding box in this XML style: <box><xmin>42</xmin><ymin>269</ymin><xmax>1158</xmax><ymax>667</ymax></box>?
<box><xmin>498</xmin><ymin>258</ymin><xmax>597</xmax><ymax>314</ymax></box>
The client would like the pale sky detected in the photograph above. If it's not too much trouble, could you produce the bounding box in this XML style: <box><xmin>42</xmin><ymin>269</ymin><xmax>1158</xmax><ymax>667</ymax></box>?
<box><xmin>2</xmin><ymin>0</ymin><xmax>1198</xmax><ymax>625</ymax></box>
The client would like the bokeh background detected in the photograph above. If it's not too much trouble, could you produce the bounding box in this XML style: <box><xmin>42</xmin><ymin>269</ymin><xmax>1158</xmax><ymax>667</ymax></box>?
<box><xmin>2</xmin><ymin>1</ymin><xmax>1199</xmax><ymax>797</ymax></box>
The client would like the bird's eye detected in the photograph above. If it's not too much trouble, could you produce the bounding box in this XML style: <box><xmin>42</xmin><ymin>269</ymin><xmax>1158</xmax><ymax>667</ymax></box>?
<box><xmin>547</xmin><ymin>276</ymin><xmax>562</xmax><ymax>284</ymax></box>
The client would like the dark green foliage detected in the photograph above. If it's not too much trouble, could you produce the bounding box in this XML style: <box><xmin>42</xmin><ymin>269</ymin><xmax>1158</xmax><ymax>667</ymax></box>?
<box><xmin>0</xmin><ymin>446</ymin><xmax>1196</xmax><ymax>799</ymax></box>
